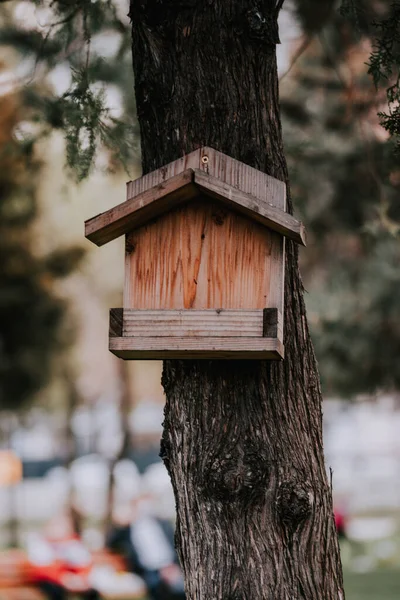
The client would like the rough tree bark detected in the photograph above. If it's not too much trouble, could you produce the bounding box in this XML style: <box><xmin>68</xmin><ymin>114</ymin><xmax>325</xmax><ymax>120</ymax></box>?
<box><xmin>129</xmin><ymin>1</ymin><xmax>344</xmax><ymax>598</ymax></box>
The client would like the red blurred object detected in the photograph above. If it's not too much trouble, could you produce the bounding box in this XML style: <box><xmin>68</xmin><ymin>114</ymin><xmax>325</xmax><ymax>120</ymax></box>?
<box><xmin>27</xmin><ymin>535</ymin><xmax>93</xmax><ymax>593</ymax></box>
<box><xmin>334</xmin><ymin>510</ymin><xmax>347</xmax><ymax>539</ymax></box>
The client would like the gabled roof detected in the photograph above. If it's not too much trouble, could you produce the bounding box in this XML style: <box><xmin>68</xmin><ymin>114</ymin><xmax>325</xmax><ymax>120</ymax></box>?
<box><xmin>85</xmin><ymin>149</ymin><xmax>306</xmax><ymax>247</ymax></box>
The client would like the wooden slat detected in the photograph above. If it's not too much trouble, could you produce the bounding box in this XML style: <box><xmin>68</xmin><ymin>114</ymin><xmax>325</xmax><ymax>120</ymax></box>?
<box><xmin>119</xmin><ymin>309</ymin><xmax>269</xmax><ymax>338</ymax></box>
<box><xmin>110</xmin><ymin>308</ymin><xmax>123</xmax><ymax>337</ymax></box>
<box><xmin>194</xmin><ymin>170</ymin><xmax>306</xmax><ymax>246</ymax></box>
<box><xmin>109</xmin><ymin>336</ymin><xmax>284</xmax><ymax>360</ymax></box>
<box><xmin>126</xmin><ymin>147</ymin><xmax>286</xmax><ymax>209</ymax></box>
<box><xmin>126</xmin><ymin>149</ymin><xmax>202</xmax><ymax>199</ymax></box>
<box><xmin>85</xmin><ymin>170</ymin><xmax>197</xmax><ymax>246</ymax></box>
<box><xmin>263</xmin><ymin>308</ymin><xmax>278</xmax><ymax>337</ymax></box>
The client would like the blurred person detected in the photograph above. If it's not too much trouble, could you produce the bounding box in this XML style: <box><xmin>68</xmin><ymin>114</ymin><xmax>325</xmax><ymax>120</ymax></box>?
<box><xmin>26</xmin><ymin>511</ymin><xmax>99</xmax><ymax>600</ymax></box>
<box><xmin>107</xmin><ymin>491</ymin><xmax>185</xmax><ymax>600</ymax></box>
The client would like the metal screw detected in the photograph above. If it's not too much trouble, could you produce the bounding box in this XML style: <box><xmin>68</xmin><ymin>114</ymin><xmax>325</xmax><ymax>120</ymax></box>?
<box><xmin>201</xmin><ymin>155</ymin><xmax>209</xmax><ymax>165</ymax></box>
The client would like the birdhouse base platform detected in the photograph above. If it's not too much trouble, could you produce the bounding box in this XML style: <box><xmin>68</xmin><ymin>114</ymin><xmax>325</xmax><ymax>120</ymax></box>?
<box><xmin>109</xmin><ymin>308</ymin><xmax>284</xmax><ymax>360</ymax></box>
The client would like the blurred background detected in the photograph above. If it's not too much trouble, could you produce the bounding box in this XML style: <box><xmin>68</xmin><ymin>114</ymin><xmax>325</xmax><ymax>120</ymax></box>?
<box><xmin>0</xmin><ymin>1</ymin><xmax>399</xmax><ymax>599</ymax></box>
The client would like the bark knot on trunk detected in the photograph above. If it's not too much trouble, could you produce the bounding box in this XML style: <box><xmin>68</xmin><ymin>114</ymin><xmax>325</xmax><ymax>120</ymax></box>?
<box><xmin>244</xmin><ymin>6</ymin><xmax>280</xmax><ymax>45</ymax></box>
<box><xmin>201</xmin><ymin>444</ymin><xmax>270</xmax><ymax>504</ymax></box>
<box><xmin>276</xmin><ymin>480</ymin><xmax>313</xmax><ymax>530</ymax></box>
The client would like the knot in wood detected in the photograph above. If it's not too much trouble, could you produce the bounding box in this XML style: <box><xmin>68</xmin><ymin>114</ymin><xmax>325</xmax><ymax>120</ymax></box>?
<box><xmin>245</xmin><ymin>7</ymin><xmax>280</xmax><ymax>45</ymax></box>
<box><xmin>212</xmin><ymin>208</ymin><xmax>226</xmax><ymax>226</ymax></box>
<box><xmin>277</xmin><ymin>481</ymin><xmax>312</xmax><ymax>530</ymax></box>
<box><xmin>202</xmin><ymin>447</ymin><xmax>270</xmax><ymax>503</ymax></box>
<box><xmin>125</xmin><ymin>235</ymin><xmax>136</xmax><ymax>254</ymax></box>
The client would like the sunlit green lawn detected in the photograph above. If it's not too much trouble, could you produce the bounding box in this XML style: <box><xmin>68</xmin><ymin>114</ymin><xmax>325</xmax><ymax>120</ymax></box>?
<box><xmin>344</xmin><ymin>570</ymin><xmax>400</xmax><ymax>600</ymax></box>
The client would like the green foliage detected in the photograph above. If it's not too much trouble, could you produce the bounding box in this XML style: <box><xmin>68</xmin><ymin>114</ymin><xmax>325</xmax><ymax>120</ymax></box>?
<box><xmin>0</xmin><ymin>95</ymin><xmax>84</xmax><ymax>410</ymax></box>
<box><xmin>296</xmin><ymin>1</ymin><xmax>400</xmax><ymax>150</ymax></box>
<box><xmin>0</xmin><ymin>0</ymin><xmax>138</xmax><ymax>180</ymax></box>
<box><xmin>308</xmin><ymin>235</ymin><xmax>400</xmax><ymax>395</ymax></box>
<box><xmin>0</xmin><ymin>0</ymin><xmax>136</xmax><ymax>411</ymax></box>
<box><xmin>281</xmin><ymin>9</ymin><xmax>400</xmax><ymax>396</ymax></box>
<box><xmin>368</xmin><ymin>3</ymin><xmax>400</xmax><ymax>86</ymax></box>
<box><xmin>339</xmin><ymin>0</ymin><xmax>367</xmax><ymax>32</ymax></box>
<box><xmin>0</xmin><ymin>26</ymin><xmax>61</xmax><ymax>57</ymax></box>
<box><xmin>368</xmin><ymin>3</ymin><xmax>400</xmax><ymax>150</ymax></box>
<box><xmin>61</xmin><ymin>69</ymin><xmax>107</xmax><ymax>181</ymax></box>
<box><xmin>59</xmin><ymin>69</ymin><xmax>137</xmax><ymax>180</ymax></box>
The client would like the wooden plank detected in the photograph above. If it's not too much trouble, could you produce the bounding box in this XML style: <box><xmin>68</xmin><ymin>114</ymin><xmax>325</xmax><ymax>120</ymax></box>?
<box><xmin>124</xmin><ymin>199</ymin><xmax>277</xmax><ymax>310</ymax></box>
<box><xmin>263</xmin><ymin>308</ymin><xmax>278</xmax><ymax>337</ymax></box>
<box><xmin>85</xmin><ymin>170</ymin><xmax>197</xmax><ymax>246</ymax></box>
<box><xmin>126</xmin><ymin>149</ymin><xmax>202</xmax><ymax>199</ymax></box>
<box><xmin>121</xmin><ymin>309</ymin><xmax>266</xmax><ymax>338</ymax></box>
<box><xmin>199</xmin><ymin>147</ymin><xmax>286</xmax><ymax>209</ymax></box>
<box><xmin>126</xmin><ymin>147</ymin><xmax>286</xmax><ymax>209</ymax></box>
<box><xmin>109</xmin><ymin>308</ymin><xmax>123</xmax><ymax>337</ymax></box>
<box><xmin>194</xmin><ymin>170</ymin><xmax>306</xmax><ymax>246</ymax></box>
<box><xmin>109</xmin><ymin>336</ymin><xmax>284</xmax><ymax>360</ymax></box>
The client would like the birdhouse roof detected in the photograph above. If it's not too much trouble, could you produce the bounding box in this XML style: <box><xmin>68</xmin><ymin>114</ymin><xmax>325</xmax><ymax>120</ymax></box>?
<box><xmin>85</xmin><ymin>147</ymin><xmax>306</xmax><ymax>247</ymax></box>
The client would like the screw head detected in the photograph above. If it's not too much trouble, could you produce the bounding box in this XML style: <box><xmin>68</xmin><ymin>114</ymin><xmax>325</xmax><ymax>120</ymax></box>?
<box><xmin>201</xmin><ymin>155</ymin><xmax>209</xmax><ymax>165</ymax></box>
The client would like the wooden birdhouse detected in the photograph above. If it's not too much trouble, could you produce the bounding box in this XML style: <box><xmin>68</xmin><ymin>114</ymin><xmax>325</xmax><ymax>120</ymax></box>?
<box><xmin>85</xmin><ymin>147</ymin><xmax>306</xmax><ymax>360</ymax></box>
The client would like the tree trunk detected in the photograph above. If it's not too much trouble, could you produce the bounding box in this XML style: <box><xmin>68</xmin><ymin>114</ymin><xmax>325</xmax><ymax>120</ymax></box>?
<box><xmin>64</xmin><ymin>372</ymin><xmax>83</xmax><ymax>536</ymax></box>
<box><xmin>130</xmin><ymin>1</ymin><xmax>344</xmax><ymax>598</ymax></box>
<box><xmin>4</xmin><ymin>414</ymin><xmax>19</xmax><ymax>548</ymax></box>
<box><xmin>104</xmin><ymin>360</ymin><xmax>131</xmax><ymax>535</ymax></box>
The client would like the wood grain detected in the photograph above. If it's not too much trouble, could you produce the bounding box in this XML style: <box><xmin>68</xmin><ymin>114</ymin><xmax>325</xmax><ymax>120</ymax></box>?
<box><xmin>85</xmin><ymin>170</ymin><xmax>197</xmax><ymax>246</ymax></box>
<box><xmin>109</xmin><ymin>336</ymin><xmax>284</xmax><ymax>360</ymax></box>
<box><xmin>194</xmin><ymin>170</ymin><xmax>306</xmax><ymax>246</ymax></box>
<box><xmin>126</xmin><ymin>147</ymin><xmax>286</xmax><ymax>209</ymax></box>
<box><xmin>262</xmin><ymin>308</ymin><xmax>283</xmax><ymax>340</ymax></box>
<box><xmin>109</xmin><ymin>308</ymin><xmax>123</xmax><ymax>337</ymax></box>
<box><xmin>117</xmin><ymin>308</ymin><xmax>276</xmax><ymax>338</ymax></box>
<box><xmin>124</xmin><ymin>198</ymin><xmax>279</xmax><ymax>310</ymax></box>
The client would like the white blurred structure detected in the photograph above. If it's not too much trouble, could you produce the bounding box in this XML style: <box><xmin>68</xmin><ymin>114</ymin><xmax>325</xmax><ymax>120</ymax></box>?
<box><xmin>142</xmin><ymin>463</ymin><xmax>176</xmax><ymax>521</ymax></box>
<box><xmin>324</xmin><ymin>396</ymin><xmax>400</xmax><ymax>514</ymax></box>
<box><xmin>1</xmin><ymin>394</ymin><xmax>399</xmax><ymax>557</ymax></box>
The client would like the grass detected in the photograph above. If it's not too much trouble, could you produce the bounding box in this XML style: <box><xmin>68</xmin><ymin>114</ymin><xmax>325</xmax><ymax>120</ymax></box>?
<box><xmin>344</xmin><ymin>570</ymin><xmax>400</xmax><ymax>600</ymax></box>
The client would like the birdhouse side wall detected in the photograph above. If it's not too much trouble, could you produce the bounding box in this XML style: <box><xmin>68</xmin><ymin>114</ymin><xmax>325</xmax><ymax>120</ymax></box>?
<box><xmin>123</xmin><ymin>198</ymin><xmax>284</xmax><ymax>312</ymax></box>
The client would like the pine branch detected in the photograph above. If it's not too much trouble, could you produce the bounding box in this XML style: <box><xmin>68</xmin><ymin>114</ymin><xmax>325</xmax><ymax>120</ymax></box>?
<box><xmin>367</xmin><ymin>2</ymin><xmax>400</xmax><ymax>150</ymax></box>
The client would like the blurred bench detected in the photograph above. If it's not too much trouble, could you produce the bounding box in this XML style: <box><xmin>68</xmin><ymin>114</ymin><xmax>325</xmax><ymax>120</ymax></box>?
<box><xmin>0</xmin><ymin>549</ymin><xmax>146</xmax><ymax>600</ymax></box>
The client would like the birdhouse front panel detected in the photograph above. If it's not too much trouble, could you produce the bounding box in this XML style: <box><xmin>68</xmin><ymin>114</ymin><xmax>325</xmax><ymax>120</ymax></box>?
<box><xmin>124</xmin><ymin>198</ymin><xmax>283</xmax><ymax>312</ymax></box>
<box><xmin>85</xmin><ymin>147</ymin><xmax>306</xmax><ymax>359</ymax></box>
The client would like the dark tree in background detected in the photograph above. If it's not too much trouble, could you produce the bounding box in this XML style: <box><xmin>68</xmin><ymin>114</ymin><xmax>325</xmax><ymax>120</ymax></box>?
<box><xmin>0</xmin><ymin>90</ymin><xmax>83</xmax><ymax>547</ymax></box>
<box><xmin>130</xmin><ymin>1</ymin><xmax>343</xmax><ymax>598</ymax></box>
<box><xmin>0</xmin><ymin>91</ymin><xmax>84</xmax><ymax>414</ymax></box>
<box><xmin>281</xmin><ymin>3</ymin><xmax>400</xmax><ymax>396</ymax></box>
